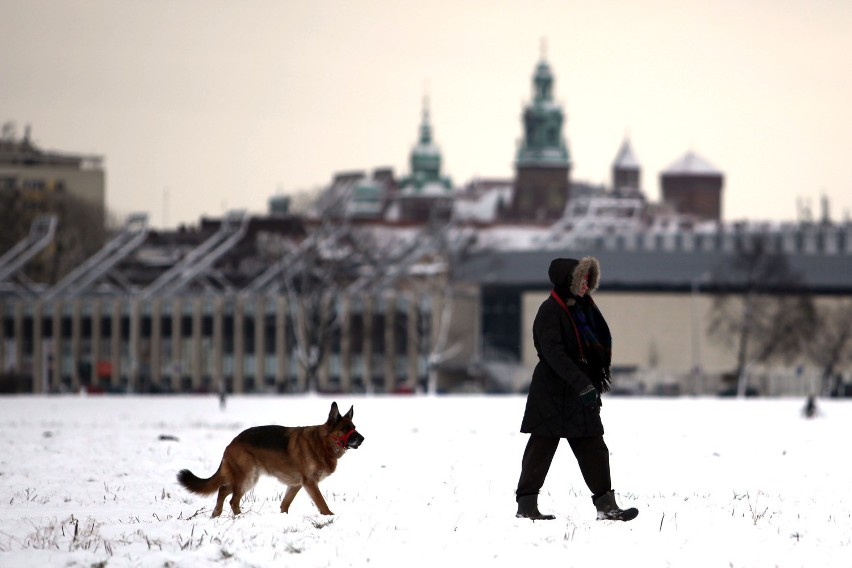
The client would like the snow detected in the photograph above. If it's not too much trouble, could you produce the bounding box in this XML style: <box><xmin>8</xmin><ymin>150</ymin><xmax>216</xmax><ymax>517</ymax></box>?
<box><xmin>452</xmin><ymin>185</ymin><xmax>511</xmax><ymax>222</ymax></box>
<box><xmin>1</xmin><ymin>394</ymin><xmax>850</xmax><ymax>567</ymax></box>
<box><xmin>467</xmin><ymin>225</ymin><xmax>557</xmax><ymax>250</ymax></box>
<box><xmin>400</xmin><ymin>180</ymin><xmax>451</xmax><ymax>197</ymax></box>
<box><xmin>662</xmin><ymin>151</ymin><xmax>722</xmax><ymax>176</ymax></box>
<box><xmin>613</xmin><ymin>139</ymin><xmax>640</xmax><ymax>169</ymax></box>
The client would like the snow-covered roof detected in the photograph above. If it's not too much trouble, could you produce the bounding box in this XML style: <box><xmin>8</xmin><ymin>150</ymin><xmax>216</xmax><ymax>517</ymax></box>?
<box><xmin>468</xmin><ymin>225</ymin><xmax>557</xmax><ymax>250</ymax></box>
<box><xmin>455</xmin><ymin>235</ymin><xmax>852</xmax><ymax>291</ymax></box>
<box><xmin>452</xmin><ymin>185</ymin><xmax>513</xmax><ymax>222</ymax></box>
<box><xmin>399</xmin><ymin>180</ymin><xmax>452</xmax><ymax>197</ymax></box>
<box><xmin>346</xmin><ymin>199</ymin><xmax>383</xmax><ymax>218</ymax></box>
<box><xmin>613</xmin><ymin>139</ymin><xmax>639</xmax><ymax>170</ymax></box>
<box><xmin>663</xmin><ymin>151</ymin><xmax>722</xmax><ymax>176</ymax></box>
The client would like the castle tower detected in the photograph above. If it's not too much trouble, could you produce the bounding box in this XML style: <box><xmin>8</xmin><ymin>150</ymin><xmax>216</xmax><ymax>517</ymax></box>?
<box><xmin>660</xmin><ymin>151</ymin><xmax>724</xmax><ymax>221</ymax></box>
<box><xmin>612</xmin><ymin>138</ymin><xmax>641</xmax><ymax>196</ymax></box>
<box><xmin>395</xmin><ymin>96</ymin><xmax>453</xmax><ymax>223</ymax></box>
<box><xmin>507</xmin><ymin>47</ymin><xmax>571</xmax><ymax>222</ymax></box>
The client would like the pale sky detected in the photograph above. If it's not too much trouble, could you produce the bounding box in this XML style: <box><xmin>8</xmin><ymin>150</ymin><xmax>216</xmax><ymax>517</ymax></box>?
<box><xmin>2</xmin><ymin>0</ymin><xmax>851</xmax><ymax>229</ymax></box>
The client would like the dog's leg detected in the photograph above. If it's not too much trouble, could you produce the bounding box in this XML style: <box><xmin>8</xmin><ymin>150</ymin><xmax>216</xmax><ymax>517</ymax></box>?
<box><xmin>302</xmin><ymin>478</ymin><xmax>334</xmax><ymax>515</ymax></box>
<box><xmin>229</xmin><ymin>489</ymin><xmax>244</xmax><ymax>515</ymax></box>
<box><xmin>228</xmin><ymin>472</ymin><xmax>248</xmax><ymax>515</ymax></box>
<box><xmin>212</xmin><ymin>484</ymin><xmax>232</xmax><ymax>518</ymax></box>
<box><xmin>229</xmin><ymin>466</ymin><xmax>260</xmax><ymax>516</ymax></box>
<box><xmin>280</xmin><ymin>485</ymin><xmax>301</xmax><ymax>513</ymax></box>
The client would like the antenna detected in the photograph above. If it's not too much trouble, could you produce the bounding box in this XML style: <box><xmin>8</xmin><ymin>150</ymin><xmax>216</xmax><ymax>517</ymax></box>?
<box><xmin>1</xmin><ymin>122</ymin><xmax>14</xmax><ymax>141</ymax></box>
<box><xmin>163</xmin><ymin>187</ymin><xmax>170</xmax><ymax>229</ymax></box>
<box><xmin>820</xmin><ymin>192</ymin><xmax>830</xmax><ymax>224</ymax></box>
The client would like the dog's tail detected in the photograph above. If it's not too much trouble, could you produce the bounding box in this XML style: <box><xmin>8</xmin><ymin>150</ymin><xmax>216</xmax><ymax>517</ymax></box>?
<box><xmin>177</xmin><ymin>462</ymin><xmax>224</xmax><ymax>495</ymax></box>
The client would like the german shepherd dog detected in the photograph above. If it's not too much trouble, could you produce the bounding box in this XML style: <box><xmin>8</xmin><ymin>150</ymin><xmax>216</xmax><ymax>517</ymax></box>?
<box><xmin>177</xmin><ymin>401</ymin><xmax>364</xmax><ymax>517</ymax></box>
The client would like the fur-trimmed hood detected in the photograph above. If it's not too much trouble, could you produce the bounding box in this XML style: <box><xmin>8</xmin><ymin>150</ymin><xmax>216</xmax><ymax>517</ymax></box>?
<box><xmin>548</xmin><ymin>257</ymin><xmax>601</xmax><ymax>296</ymax></box>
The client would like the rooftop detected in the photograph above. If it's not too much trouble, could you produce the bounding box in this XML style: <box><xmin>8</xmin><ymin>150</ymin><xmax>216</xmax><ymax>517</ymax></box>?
<box><xmin>662</xmin><ymin>151</ymin><xmax>721</xmax><ymax>176</ymax></box>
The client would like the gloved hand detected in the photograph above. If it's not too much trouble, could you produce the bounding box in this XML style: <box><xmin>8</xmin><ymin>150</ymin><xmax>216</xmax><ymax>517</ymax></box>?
<box><xmin>579</xmin><ymin>385</ymin><xmax>599</xmax><ymax>407</ymax></box>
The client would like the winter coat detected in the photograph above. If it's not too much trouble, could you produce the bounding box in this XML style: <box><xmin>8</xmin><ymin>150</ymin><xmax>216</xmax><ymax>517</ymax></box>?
<box><xmin>520</xmin><ymin>257</ymin><xmax>610</xmax><ymax>439</ymax></box>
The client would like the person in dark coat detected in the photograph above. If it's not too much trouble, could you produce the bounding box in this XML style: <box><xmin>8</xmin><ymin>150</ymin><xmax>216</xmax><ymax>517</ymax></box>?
<box><xmin>802</xmin><ymin>394</ymin><xmax>818</xmax><ymax>418</ymax></box>
<box><xmin>515</xmin><ymin>256</ymin><xmax>638</xmax><ymax>522</ymax></box>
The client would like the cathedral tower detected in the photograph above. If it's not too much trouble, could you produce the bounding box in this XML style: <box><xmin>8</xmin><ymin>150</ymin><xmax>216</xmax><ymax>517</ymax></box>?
<box><xmin>660</xmin><ymin>151</ymin><xmax>723</xmax><ymax>221</ymax></box>
<box><xmin>507</xmin><ymin>48</ymin><xmax>571</xmax><ymax>222</ymax></box>
<box><xmin>612</xmin><ymin>138</ymin><xmax>641</xmax><ymax>196</ymax></box>
<box><xmin>395</xmin><ymin>96</ymin><xmax>453</xmax><ymax>223</ymax></box>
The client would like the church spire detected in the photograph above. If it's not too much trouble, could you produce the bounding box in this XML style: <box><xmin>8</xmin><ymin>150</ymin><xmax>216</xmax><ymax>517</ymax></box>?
<box><xmin>401</xmin><ymin>94</ymin><xmax>452</xmax><ymax>194</ymax></box>
<box><xmin>516</xmin><ymin>45</ymin><xmax>569</xmax><ymax>168</ymax></box>
<box><xmin>507</xmin><ymin>45</ymin><xmax>572</xmax><ymax>222</ymax></box>
<box><xmin>612</xmin><ymin>137</ymin><xmax>641</xmax><ymax>194</ymax></box>
<box><xmin>419</xmin><ymin>94</ymin><xmax>433</xmax><ymax>146</ymax></box>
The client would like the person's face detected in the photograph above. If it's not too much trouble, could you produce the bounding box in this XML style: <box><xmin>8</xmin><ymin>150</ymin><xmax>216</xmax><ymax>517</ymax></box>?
<box><xmin>578</xmin><ymin>274</ymin><xmax>589</xmax><ymax>297</ymax></box>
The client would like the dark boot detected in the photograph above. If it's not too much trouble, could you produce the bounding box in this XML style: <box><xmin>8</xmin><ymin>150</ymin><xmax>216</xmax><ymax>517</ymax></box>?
<box><xmin>593</xmin><ymin>490</ymin><xmax>638</xmax><ymax>521</ymax></box>
<box><xmin>516</xmin><ymin>494</ymin><xmax>556</xmax><ymax>520</ymax></box>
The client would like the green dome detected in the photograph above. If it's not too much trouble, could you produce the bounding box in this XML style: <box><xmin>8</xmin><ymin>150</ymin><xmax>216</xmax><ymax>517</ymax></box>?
<box><xmin>516</xmin><ymin>55</ymin><xmax>570</xmax><ymax>168</ymax></box>
<box><xmin>400</xmin><ymin>97</ymin><xmax>452</xmax><ymax>194</ymax></box>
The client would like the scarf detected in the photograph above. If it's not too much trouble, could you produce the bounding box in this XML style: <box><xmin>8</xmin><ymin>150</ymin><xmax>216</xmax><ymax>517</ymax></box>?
<box><xmin>551</xmin><ymin>290</ymin><xmax>612</xmax><ymax>393</ymax></box>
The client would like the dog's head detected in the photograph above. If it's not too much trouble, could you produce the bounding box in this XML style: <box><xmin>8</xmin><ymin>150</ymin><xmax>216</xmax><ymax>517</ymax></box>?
<box><xmin>327</xmin><ymin>401</ymin><xmax>365</xmax><ymax>450</ymax></box>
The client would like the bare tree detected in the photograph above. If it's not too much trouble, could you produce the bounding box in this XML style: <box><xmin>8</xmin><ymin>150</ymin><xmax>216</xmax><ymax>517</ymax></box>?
<box><xmin>285</xmin><ymin>186</ymin><xmax>325</xmax><ymax>215</ymax></box>
<box><xmin>806</xmin><ymin>300</ymin><xmax>852</xmax><ymax>397</ymax></box>
<box><xmin>0</xmin><ymin>190</ymin><xmax>32</xmax><ymax>252</ymax></box>
<box><xmin>46</xmin><ymin>193</ymin><xmax>107</xmax><ymax>283</ymax></box>
<box><xmin>390</xmin><ymin>219</ymin><xmax>478</xmax><ymax>394</ymax></box>
<box><xmin>256</xmin><ymin>172</ymin><xmax>480</xmax><ymax>395</ymax></box>
<box><xmin>280</xmin><ymin>218</ymin><xmax>361</xmax><ymax>393</ymax></box>
<box><xmin>277</xmin><ymin>186</ymin><xmax>473</xmax><ymax>393</ymax></box>
<box><xmin>708</xmin><ymin>236</ymin><xmax>816</xmax><ymax>396</ymax></box>
<box><xmin>0</xmin><ymin>190</ymin><xmax>106</xmax><ymax>286</ymax></box>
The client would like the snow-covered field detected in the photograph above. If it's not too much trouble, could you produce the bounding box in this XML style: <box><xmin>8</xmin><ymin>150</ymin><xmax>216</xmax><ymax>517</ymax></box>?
<box><xmin>0</xmin><ymin>394</ymin><xmax>849</xmax><ymax>567</ymax></box>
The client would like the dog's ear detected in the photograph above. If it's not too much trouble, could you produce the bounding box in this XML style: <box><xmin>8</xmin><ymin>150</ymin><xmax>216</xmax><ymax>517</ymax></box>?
<box><xmin>344</xmin><ymin>406</ymin><xmax>354</xmax><ymax>421</ymax></box>
<box><xmin>328</xmin><ymin>401</ymin><xmax>340</xmax><ymax>424</ymax></box>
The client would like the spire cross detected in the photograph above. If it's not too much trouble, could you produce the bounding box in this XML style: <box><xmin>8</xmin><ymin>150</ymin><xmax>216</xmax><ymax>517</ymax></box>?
<box><xmin>422</xmin><ymin>80</ymin><xmax>431</xmax><ymax>120</ymax></box>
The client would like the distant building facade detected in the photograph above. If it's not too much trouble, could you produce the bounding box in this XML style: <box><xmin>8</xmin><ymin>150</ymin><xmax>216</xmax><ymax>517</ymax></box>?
<box><xmin>612</xmin><ymin>138</ymin><xmax>641</xmax><ymax>197</ymax></box>
<box><xmin>0</xmin><ymin>123</ymin><xmax>107</xmax><ymax>288</ymax></box>
<box><xmin>391</xmin><ymin>98</ymin><xmax>454</xmax><ymax>224</ymax></box>
<box><xmin>451</xmin><ymin>224</ymin><xmax>852</xmax><ymax>396</ymax></box>
<box><xmin>0</xmin><ymin>213</ymin><xmax>444</xmax><ymax>395</ymax></box>
<box><xmin>660</xmin><ymin>151</ymin><xmax>724</xmax><ymax>221</ymax></box>
<box><xmin>506</xmin><ymin>55</ymin><xmax>571</xmax><ymax>222</ymax></box>
<box><xmin>0</xmin><ymin>123</ymin><xmax>105</xmax><ymax>227</ymax></box>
